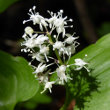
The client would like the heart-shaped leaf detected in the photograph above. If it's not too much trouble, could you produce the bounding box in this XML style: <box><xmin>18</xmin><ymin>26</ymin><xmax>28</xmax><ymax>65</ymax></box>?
<box><xmin>0</xmin><ymin>50</ymin><xmax>39</xmax><ymax>110</ymax></box>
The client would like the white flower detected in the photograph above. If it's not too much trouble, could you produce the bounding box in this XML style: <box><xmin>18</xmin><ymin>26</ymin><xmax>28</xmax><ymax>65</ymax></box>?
<box><xmin>35</xmin><ymin>35</ymin><xmax>49</xmax><ymax>45</ymax></box>
<box><xmin>41</xmin><ymin>81</ymin><xmax>55</xmax><ymax>93</ymax></box>
<box><xmin>56</xmin><ymin>27</ymin><xmax>65</xmax><ymax>37</ymax></box>
<box><xmin>53</xmin><ymin>41</ymin><xmax>64</xmax><ymax>50</ymax></box>
<box><xmin>74</xmin><ymin>58</ymin><xmax>89</xmax><ymax>72</ymax></box>
<box><xmin>53</xmin><ymin>41</ymin><xmax>65</xmax><ymax>55</ymax></box>
<box><xmin>24</xmin><ymin>38</ymin><xmax>35</xmax><ymax>48</ymax></box>
<box><xmin>21</xmin><ymin>34</ymin><xmax>38</xmax><ymax>50</ymax></box>
<box><xmin>32</xmin><ymin>53</ymin><xmax>44</xmax><ymax>62</ymax></box>
<box><xmin>48</xmin><ymin>16</ymin><xmax>57</xmax><ymax>24</ymax></box>
<box><xmin>46</xmin><ymin>11</ymin><xmax>57</xmax><ymax>28</ymax></box>
<box><xmin>65</xmin><ymin>36</ymin><xmax>78</xmax><ymax>44</ymax></box>
<box><xmin>33</xmin><ymin>63</ymin><xmax>47</xmax><ymax>74</ymax></box>
<box><xmin>40</xmin><ymin>45</ymin><xmax>49</xmax><ymax>62</ymax></box>
<box><xmin>23</xmin><ymin>6</ymin><xmax>48</xmax><ymax>31</ymax></box>
<box><xmin>38</xmin><ymin>75</ymin><xmax>48</xmax><ymax>83</ymax></box>
<box><xmin>21</xmin><ymin>6</ymin><xmax>89</xmax><ymax>94</ymax></box>
<box><xmin>64</xmin><ymin>44</ymin><xmax>75</xmax><ymax>56</ymax></box>
<box><xmin>47</xmin><ymin>10</ymin><xmax>73</xmax><ymax>37</ymax></box>
<box><xmin>25</xmin><ymin>26</ymin><xmax>34</xmax><ymax>35</ymax></box>
<box><xmin>40</xmin><ymin>45</ymin><xmax>49</xmax><ymax>54</ymax></box>
<box><xmin>56</xmin><ymin>65</ymin><xmax>67</xmax><ymax>84</ymax></box>
<box><xmin>54</xmin><ymin>17</ymin><xmax>67</xmax><ymax>36</ymax></box>
<box><xmin>57</xmin><ymin>44</ymin><xmax>75</xmax><ymax>57</ymax></box>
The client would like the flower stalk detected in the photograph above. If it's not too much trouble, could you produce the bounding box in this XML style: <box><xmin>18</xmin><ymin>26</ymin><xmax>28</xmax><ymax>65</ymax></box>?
<box><xmin>60</xmin><ymin>84</ymin><xmax>72</xmax><ymax>110</ymax></box>
<box><xmin>21</xmin><ymin>6</ymin><xmax>89</xmax><ymax>93</ymax></box>
<box><xmin>47</xmin><ymin>32</ymin><xmax>63</xmax><ymax>65</ymax></box>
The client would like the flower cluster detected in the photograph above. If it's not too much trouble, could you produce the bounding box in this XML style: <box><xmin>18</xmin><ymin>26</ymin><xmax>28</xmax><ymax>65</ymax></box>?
<box><xmin>21</xmin><ymin>6</ymin><xmax>89</xmax><ymax>93</ymax></box>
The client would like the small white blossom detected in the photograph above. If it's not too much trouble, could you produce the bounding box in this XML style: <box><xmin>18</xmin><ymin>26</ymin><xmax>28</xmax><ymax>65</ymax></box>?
<box><xmin>35</xmin><ymin>35</ymin><xmax>49</xmax><ymax>45</ymax></box>
<box><xmin>31</xmin><ymin>53</ymin><xmax>44</xmax><ymax>62</ymax></box>
<box><xmin>46</xmin><ymin>11</ymin><xmax>57</xmax><ymax>28</ymax></box>
<box><xmin>41</xmin><ymin>81</ymin><xmax>55</xmax><ymax>94</ymax></box>
<box><xmin>56</xmin><ymin>65</ymin><xmax>67</xmax><ymax>84</ymax></box>
<box><xmin>47</xmin><ymin>10</ymin><xmax>73</xmax><ymax>37</ymax></box>
<box><xmin>25</xmin><ymin>26</ymin><xmax>34</xmax><ymax>35</ymax></box>
<box><xmin>53</xmin><ymin>41</ymin><xmax>64</xmax><ymax>50</ymax></box>
<box><xmin>38</xmin><ymin>75</ymin><xmax>48</xmax><ymax>83</ymax></box>
<box><xmin>74</xmin><ymin>58</ymin><xmax>89</xmax><ymax>72</ymax></box>
<box><xmin>64</xmin><ymin>44</ymin><xmax>75</xmax><ymax>56</ymax></box>
<box><xmin>40</xmin><ymin>45</ymin><xmax>49</xmax><ymax>62</ymax></box>
<box><xmin>57</xmin><ymin>44</ymin><xmax>75</xmax><ymax>57</ymax></box>
<box><xmin>23</xmin><ymin>6</ymin><xmax>48</xmax><ymax>31</ymax></box>
<box><xmin>33</xmin><ymin>63</ymin><xmax>47</xmax><ymax>74</ymax></box>
<box><xmin>65</xmin><ymin>36</ymin><xmax>78</xmax><ymax>44</ymax></box>
<box><xmin>56</xmin><ymin>25</ymin><xmax>65</xmax><ymax>37</ymax></box>
<box><xmin>40</xmin><ymin>46</ymin><xmax>49</xmax><ymax>54</ymax></box>
<box><xmin>21</xmin><ymin>34</ymin><xmax>38</xmax><ymax>50</ymax></box>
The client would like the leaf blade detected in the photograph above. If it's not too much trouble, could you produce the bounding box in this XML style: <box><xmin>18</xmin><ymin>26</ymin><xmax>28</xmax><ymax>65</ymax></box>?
<box><xmin>0</xmin><ymin>50</ymin><xmax>39</xmax><ymax>110</ymax></box>
<box><xmin>68</xmin><ymin>33</ymin><xmax>110</xmax><ymax>110</ymax></box>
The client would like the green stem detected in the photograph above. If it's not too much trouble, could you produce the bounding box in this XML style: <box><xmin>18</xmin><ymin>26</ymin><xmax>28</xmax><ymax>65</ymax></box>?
<box><xmin>47</xmin><ymin>33</ymin><xmax>71</xmax><ymax>109</ymax></box>
<box><xmin>54</xmin><ymin>49</ymin><xmax>63</xmax><ymax>65</ymax></box>
<box><xmin>60</xmin><ymin>84</ymin><xmax>71</xmax><ymax>110</ymax></box>
<box><xmin>47</xmin><ymin>32</ymin><xmax>63</xmax><ymax>65</ymax></box>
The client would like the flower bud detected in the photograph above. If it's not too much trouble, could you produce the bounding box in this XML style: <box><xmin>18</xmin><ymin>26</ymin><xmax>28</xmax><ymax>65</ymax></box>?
<box><xmin>25</xmin><ymin>26</ymin><xmax>34</xmax><ymax>35</ymax></box>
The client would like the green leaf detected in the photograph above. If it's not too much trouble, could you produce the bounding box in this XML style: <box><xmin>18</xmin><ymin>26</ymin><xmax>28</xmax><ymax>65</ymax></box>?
<box><xmin>50</xmin><ymin>72</ymin><xmax>58</xmax><ymax>82</ymax></box>
<box><xmin>21</xmin><ymin>85</ymin><xmax>52</xmax><ymax>110</ymax></box>
<box><xmin>98</xmin><ymin>22</ymin><xmax>110</xmax><ymax>37</ymax></box>
<box><xmin>67</xmin><ymin>33</ymin><xmax>110</xmax><ymax>110</ymax></box>
<box><xmin>0</xmin><ymin>0</ymin><xmax>19</xmax><ymax>13</ymax></box>
<box><xmin>0</xmin><ymin>50</ymin><xmax>39</xmax><ymax>110</ymax></box>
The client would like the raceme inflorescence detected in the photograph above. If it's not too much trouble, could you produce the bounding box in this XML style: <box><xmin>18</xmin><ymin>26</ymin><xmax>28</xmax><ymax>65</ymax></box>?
<box><xmin>21</xmin><ymin>6</ymin><xmax>89</xmax><ymax>93</ymax></box>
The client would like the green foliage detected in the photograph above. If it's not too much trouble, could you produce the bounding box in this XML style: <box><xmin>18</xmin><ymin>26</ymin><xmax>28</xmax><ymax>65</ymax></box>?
<box><xmin>64</xmin><ymin>33</ymin><xmax>110</xmax><ymax>110</ymax></box>
<box><xmin>98</xmin><ymin>22</ymin><xmax>110</xmax><ymax>37</ymax></box>
<box><xmin>15</xmin><ymin>85</ymin><xmax>52</xmax><ymax>110</ymax></box>
<box><xmin>21</xmin><ymin>86</ymin><xmax>51</xmax><ymax>109</ymax></box>
<box><xmin>0</xmin><ymin>0</ymin><xmax>19</xmax><ymax>13</ymax></box>
<box><xmin>65</xmin><ymin>68</ymin><xmax>98</xmax><ymax>109</ymax></box>
<box><xmin>50</xmin><ymin>72</ymin><xmax>58</xmax><ymax>82</ymax></box>
<box><xmin>0</xmin><ymin>50</ymin><xmax>39</xmax><ymax>110</ymax></box>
